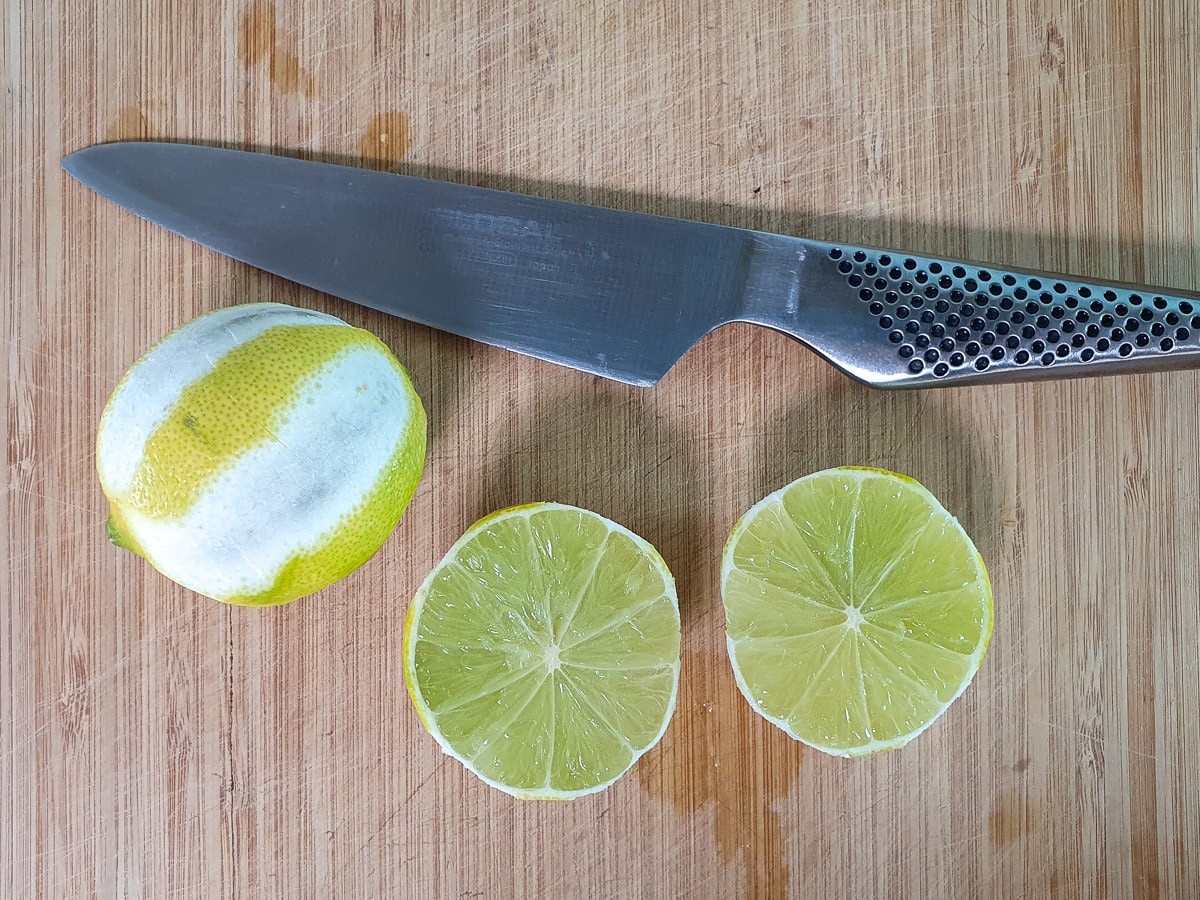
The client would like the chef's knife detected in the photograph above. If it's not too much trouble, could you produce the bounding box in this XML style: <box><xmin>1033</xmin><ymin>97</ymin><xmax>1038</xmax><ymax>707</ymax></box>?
<box><xmin>63</xmin><ymin>142</ymin><xmax>1200</xmax><ymax>388</ymax></box>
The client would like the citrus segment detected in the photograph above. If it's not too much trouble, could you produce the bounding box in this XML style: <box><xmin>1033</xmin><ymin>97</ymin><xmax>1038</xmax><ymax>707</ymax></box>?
<box><xmin>722</xmin><ymin>467</ymin><xmax>992</xmax><ymax>757</ymax></box>
<box><xmin>404</xmin><ymin>503</ymin><xmax>680</xmax><ymax>799</ymax></box>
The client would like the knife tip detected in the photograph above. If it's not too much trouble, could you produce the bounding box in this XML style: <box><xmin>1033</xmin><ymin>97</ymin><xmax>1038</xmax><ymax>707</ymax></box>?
<box><xmin>61</xmin><ymin>141</ymin><xmax>137</xmax><ymax>176</ymax></box>
<box><xmin>61</xmin><ymin>143</ymin><xmax>103</xmax><ymax>179</ymax></box>
<box><xmin>60</xmin><ymin>148</ymin><xmax>83</xmax><ymax>175</ymax></box>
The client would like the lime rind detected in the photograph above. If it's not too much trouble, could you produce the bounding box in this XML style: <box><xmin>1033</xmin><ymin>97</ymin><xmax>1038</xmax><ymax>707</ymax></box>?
<box><xmin>97</xmin><ymin>303</ymin><xmax>427</xmax><ymax>606</ymax></box>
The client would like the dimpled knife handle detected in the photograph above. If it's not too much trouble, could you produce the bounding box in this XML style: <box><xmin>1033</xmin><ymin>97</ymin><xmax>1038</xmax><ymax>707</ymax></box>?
<box><xmin>772</xmin><ymin>239</ymin><xmax>1200</xmax><ymax>388</ymax></box>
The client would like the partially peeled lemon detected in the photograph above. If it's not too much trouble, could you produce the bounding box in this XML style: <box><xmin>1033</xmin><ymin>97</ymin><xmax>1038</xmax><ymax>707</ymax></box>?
<box><xmin>97</xmin><ymin>302</ymin><xmax>427</xmax><ymax>606</ymax></box>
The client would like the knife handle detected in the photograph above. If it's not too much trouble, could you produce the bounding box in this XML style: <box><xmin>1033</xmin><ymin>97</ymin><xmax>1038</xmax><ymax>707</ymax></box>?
<box><xmin>741</xmin><ymin>236</ymin><xmax>1200</xmax><ymax>388</ymax></box>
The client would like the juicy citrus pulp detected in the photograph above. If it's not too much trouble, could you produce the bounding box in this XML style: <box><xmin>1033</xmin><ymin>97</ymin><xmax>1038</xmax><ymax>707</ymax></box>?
<box><xmin>722</xmin><ymin>467</ymin><xmax>992</xmax><ymax>757</ymax></box>
<box><xmin>403</xmin><ymin>504</ymin><xmax>681</xmax><ymax>799</ymax></box>
<box><xmin>97</xmin><ymin>302</ymin><xmax>427</xmax><ymax>606</ymax></box>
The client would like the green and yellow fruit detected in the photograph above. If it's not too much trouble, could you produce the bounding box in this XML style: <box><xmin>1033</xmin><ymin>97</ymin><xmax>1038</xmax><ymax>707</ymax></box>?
<box><xmin>97</xmin><ymin>302</ymin><xmax>426</xmax><ymax>606</ymax></box>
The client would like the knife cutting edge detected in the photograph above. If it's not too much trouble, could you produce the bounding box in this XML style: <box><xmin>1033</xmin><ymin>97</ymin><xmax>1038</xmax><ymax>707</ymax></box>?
<box><xmin>63</xmin><ymin>142</ymin><xmax>1200</xmax><ymax>388</ymax></box>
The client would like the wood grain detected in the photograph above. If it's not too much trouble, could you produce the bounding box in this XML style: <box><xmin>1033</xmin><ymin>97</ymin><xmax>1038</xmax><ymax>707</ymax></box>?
<box><xmin>4</xmin><ymin>1</ymin><xmax>1199</xmax><ymax>896</ymax></box>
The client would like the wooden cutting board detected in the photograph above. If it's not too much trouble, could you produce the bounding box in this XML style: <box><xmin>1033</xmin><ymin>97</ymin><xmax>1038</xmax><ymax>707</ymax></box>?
<box><xmin>4</xmin><ymin>1</ymin><xmax>1199</xmax><ymax>896</ymax></box>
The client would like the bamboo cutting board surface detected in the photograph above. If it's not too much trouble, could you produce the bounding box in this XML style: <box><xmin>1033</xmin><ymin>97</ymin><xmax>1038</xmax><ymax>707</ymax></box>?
<box><xmin>4</xmin><ymin>1</ymin><xmax>1200</xmax><ymax>897</ymax></box>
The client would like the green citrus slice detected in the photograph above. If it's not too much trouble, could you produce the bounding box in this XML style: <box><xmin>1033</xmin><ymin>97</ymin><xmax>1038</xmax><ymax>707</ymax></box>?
<box><xmin>403</xmin><ymin>503</ymin><xmax>681</xmax><ymax>799</ymax></box>
<box><xmin>722</xmin><ymin>467</ymin><xmax>992</xmax><ymax>757</ymax></box>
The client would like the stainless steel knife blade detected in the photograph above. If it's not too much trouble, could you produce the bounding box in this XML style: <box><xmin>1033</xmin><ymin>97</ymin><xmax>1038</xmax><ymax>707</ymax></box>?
<box><xmin>63</xmin><ymin>142</ymin><xmax>1200</xmax><ymax>388</ymax></box>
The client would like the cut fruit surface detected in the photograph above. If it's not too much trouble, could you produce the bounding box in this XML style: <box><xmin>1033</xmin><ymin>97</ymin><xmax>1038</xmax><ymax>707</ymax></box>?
<box><xmin>403</xmin><ymin>503</ymin><xmax>681</xmax><ymax>799</ymax></box>
<box><xmin>722</xmin><ymin>467</ymin><xmax>992</xmax><ymax>757</ymax></box>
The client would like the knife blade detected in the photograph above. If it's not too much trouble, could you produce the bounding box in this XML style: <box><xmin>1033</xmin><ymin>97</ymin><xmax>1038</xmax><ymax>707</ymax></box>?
<box><xmin>63</xmin><ymin>142</ymin><xmax>1200</xmax><ymax>388</ymax></box>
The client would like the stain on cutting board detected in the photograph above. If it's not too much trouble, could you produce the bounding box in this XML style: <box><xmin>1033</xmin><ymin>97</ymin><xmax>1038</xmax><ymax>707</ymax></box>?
<box><xmin>238</xmin><ymin>0</ymin><xmax>317</xmax><ymax>98</ymax></box>
<box><xmin>643</xmin><ymin>650</ymin><xmax>804</xmax><ymax>898</ymax></box>
<box><xmin>269</xmin><ymin>53</ymin><xmax>317</xmax><ymax>99</ymax></box>
<box><xmin>105</xmin><ymin>107</ymin><xmax>150</xmax><ymax>142</ymax></box>
<box><xmin>989</xmin><ymin>790</ymin><xmax>1034</xmax><ymax>847</ymax></box>
<box><xmin>237</xmin><ymin>0</ymin><xmax>274</xmax><ymax>68</ymax></box>
<box><xmin>359</xmin><ymin>112</ymin><xmax>414</xmax><ymax>167</ymax></box>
